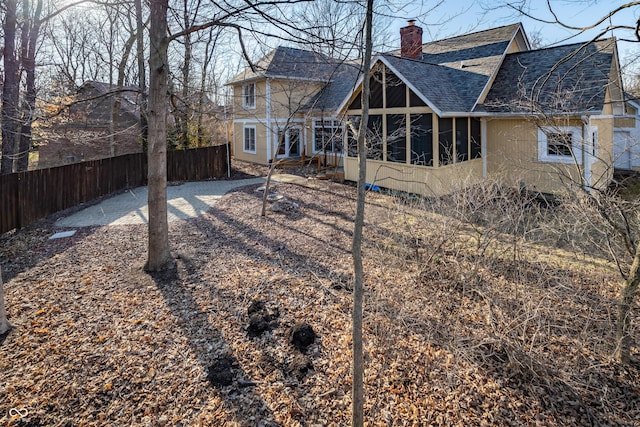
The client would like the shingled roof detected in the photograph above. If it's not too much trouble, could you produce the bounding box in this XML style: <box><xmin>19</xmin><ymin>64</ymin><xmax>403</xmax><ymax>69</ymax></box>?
<box><xmin>480</xmin><ymin>39</ymin><xmax>617</xmax><ymax>114</ymax></box>
<box><xmin>371</xmin><ymin>23</ymin><xmax>523</xmax><ymax>114</ymax></box>
<box><xmin>227</xmin><ymin>46</ymin><xmax>341</xmax><ymax>84</ymax></box>
<box><xmin>382</xmin><ymin>54</ymin><xmax>489</xmax><ymax>113</ymax></box>
<box><xmin>304</xmin><ymin>61</ymin><xmax>361</xmax><ymax>112</ymax></box>
<box><xmin>418</xmin><ymin>23</ymin><xmax>522</xmax><ymax>72</ymax></box>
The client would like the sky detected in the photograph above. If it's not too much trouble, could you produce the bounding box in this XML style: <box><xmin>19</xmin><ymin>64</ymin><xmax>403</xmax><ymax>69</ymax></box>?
<box><xmin>386</xmin><ymin>1</ymin><xmax>639</xmax><ymax>64</ymax></box>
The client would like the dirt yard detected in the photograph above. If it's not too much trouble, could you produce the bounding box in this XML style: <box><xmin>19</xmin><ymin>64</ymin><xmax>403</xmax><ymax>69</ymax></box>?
<box><xmin>1</xmin><ymin>163</ymin><xmax>639</xmax><ymax>426</ymax></box>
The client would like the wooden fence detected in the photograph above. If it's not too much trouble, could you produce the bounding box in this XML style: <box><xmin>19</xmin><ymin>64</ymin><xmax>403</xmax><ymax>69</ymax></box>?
<box><xmin>0</xmin><ymin>145</ymin><xmax>229</xmax><ymax>234</ymax></box>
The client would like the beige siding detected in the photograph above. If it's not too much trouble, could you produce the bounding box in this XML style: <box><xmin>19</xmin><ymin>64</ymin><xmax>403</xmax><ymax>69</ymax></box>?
<box><xmin>269</xmin><ymin>80</ymin><xmax>323</xmax><ymax>118</ymax></box>
<box><xmin>232</xmin><ymin>121</ymin><xmax>268</xmax><ymax>163</ymax></box>
<box><xmin>233</xmin><ymin>81</ymin><xmax>267</xmax><ymax>119</ymax></box>
<box><xmin>486</xmin><ymin>117</ymin><xmax>614</xmax><ymax>194</ymax></box>
<box><xmin>344</xmin><ymin>157</ymin><xmax>483</xmax><ymax>197</ymax></box>
<box><xmin>591</xmin><ymin>116</ymin><xmax>614</xmax><ymax>188</ymax></box>
<box><xmin>231</xmin><ymin>77</ymin><xmax>326</xmax><ymax>165</ymax></box>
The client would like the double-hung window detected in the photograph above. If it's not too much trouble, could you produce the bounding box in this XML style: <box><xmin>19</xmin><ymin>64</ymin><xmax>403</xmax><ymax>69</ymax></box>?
<box><xmin>243</xmin><ymin>126</ymin><xmax>256</xmax><ymax>153</ymax></box>
<box><xmin>242</xmin><ymin>83</ymin><xmax>256</xmax><ymax>109</ymax></box>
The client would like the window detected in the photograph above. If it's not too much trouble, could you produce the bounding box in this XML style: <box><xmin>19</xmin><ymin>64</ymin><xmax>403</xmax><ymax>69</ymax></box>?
<box><xmin>411</xmin><ymin>114</ymin><xmax>433</xmax><ymax>166</ymax></box>
<box><xmin>456</xmin><ymin>118</ymin><xmax>469</xmax><ymax>162</ymax></box>
<box><xmin>370</xmin><ymin>69</ymin><xmax>384</xmax><ymax>109</ymax></box>
<box><xmin>366</xmin><ymin>115</ymin><xmax>383</xmax><ymax>160</ymax></box>
<box><xmin>470</xmin><ymin>118</ymin><xmax>481</xmax><ymax>159</ymax></box>
<box><xmin>547</xmin><ymin>133</ymin><xmax>572</xmax><ymax>156</ymax></box>
<box><xmin>439</xmin><ymin>118</ymin><xmax>453</xmax><ymax>165</ymax></box>
<box><xmin>242</xmin><ymin>83</ymin><xmax>256</xmax><ymax>109</ymax></box>
<box><xmin>590</xmin><ymin>129</ymin><xmax>598</xmax><ymax>157</ymax></box>
<box><xmin>243</xmin><ymin>126</ymin><xmax>256</xmax><ymax>153</ymax></box>
<box><xmin>386</xmin><ymin>114</ymin><xmax>406</xmax><ymax>163</ymax></box>
<box><xmin>385</xmin><ymin>68</ymin><xmax>406</xmax><ymax>108</ymax></box>
<box><xmin>348</xmin><ymin>92</ymin><xmax>362</xmax><ymax>111</ymax></box>
<box><xmin>313</xmin><ymin>119</ymin><xmax>343</xmax><ymax>154</ymax></box>
<box><xmin>538</xmin><ymin>126</ymin><xmax>582</xmax><ymax>164</ymax></box>
<box><xmin>410</xmin><ymin>89</ymin><xmax>427</xmax><ymax>107</ymax></box>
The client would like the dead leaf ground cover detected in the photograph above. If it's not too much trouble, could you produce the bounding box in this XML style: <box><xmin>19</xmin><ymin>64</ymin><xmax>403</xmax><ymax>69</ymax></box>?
<box><xmin>1</xmin><ymin>162</ymin><xmax>639</xmax><ymax>426</ymax></box>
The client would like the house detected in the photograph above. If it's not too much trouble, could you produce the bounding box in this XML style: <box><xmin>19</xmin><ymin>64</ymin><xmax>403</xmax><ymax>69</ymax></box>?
<box><xmin>226</xmin><ymin>46</ymin><xmax>359</xmax><ymax>168</ymax></box>
<box><xmin>613</xmin><ymin>96</ymin><xmax>640</xmax><ymax>170</ymax></box>
<box><xmin>228</xmin><ymin>22</ymin><xmax>625</xmax><ymax>196</ymax></box>
<box><xmin>38</xmin><ymin>81</ymin><xmax>144</xmax><ymax>168</ymax></box>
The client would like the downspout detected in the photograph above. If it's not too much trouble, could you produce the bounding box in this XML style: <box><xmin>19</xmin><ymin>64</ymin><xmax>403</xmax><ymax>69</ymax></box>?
<box><xmin>266</xmin><ymin>78</ymin><xmax>272</xmax><ymax>162</ymax></box>
<box><xmin>582</xmin><ymin>115</ymin><xmax>592</xmax><ymax>192</ymax></box>
<box><xmin>481</xmin><ymin>118</ymin><xmax>488</xmax><ymax>179</ymax></box>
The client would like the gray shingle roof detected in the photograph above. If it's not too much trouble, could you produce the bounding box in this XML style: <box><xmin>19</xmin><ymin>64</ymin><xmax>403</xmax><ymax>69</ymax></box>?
<box><xmin>422</xmin><ymin>24</ymin><xmax>520</xmax><ymax>56</ymax></box>
<box><xmin>382</xmin><ymin>54</ymin><xmax>489</xmax><ymax>113</ymax></box>
<box><xmin>227</xmin><ymin>46</ymin><xmax>340</xmax><ymax>84</ymax></box>
<box><xmin>304</xmin><ymin>61</ymin><xmax>361</xmax><ymax>112</ymax></box>
<box><xmin>481</xmin><ymin>39</ymin><xmax>616</xmax><ymax>114</ymax></box>
<box><xmin>378</xmin><ymin>23</ymin><xmax>521</xmax><ymax>113</ymax></box>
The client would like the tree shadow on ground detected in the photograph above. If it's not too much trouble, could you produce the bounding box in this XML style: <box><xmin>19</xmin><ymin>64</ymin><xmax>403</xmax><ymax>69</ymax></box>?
<box><xmin>149</xmin><ymin>260</ymin><xmax>282</xmax><ymax>426</ymax></box>
<box><xmin>0</xmin><ymin>329</ymin><xmax>10</xmax><ymax>347</ymax></box>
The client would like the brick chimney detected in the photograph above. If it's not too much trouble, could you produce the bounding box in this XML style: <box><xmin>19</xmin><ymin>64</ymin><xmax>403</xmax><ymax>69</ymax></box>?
<box><xmin>400</xmin><ymin>20</ymin><xmax>423</xmax><ymax>60</ymax></box>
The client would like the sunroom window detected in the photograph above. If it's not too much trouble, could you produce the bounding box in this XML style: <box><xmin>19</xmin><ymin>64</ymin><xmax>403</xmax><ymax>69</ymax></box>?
<box><xmin>313</xmin><ymin>120</ymin><xmax>343</xmax><ymax>153</ymax></box>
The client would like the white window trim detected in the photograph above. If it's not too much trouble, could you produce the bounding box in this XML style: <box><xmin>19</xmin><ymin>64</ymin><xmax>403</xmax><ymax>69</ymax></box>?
<box><xmin>242</xmin><ymin>83</ymin><xmax>256</xmax><ymax>109</ymax></box>
<box><xmin>243</xmin><ymin>125</ymin><xmax>257</xmax><ymax>154</ymax></box>
<box><xmin>312</xmin><ymin>119</ymin><xmax>344</xmax><ymax>155</ymax></box>
<box><xmin>538</xmin><ymin>126</ymin><xmax>582</xmax><ymax>165</ymax></box>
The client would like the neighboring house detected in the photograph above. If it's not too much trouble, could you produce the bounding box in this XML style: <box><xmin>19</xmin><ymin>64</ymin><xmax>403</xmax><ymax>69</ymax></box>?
<box><xmin>38</xmin><ymin>81</ymin><xmax>143</xmax><ymax>168</ymax></box>
<box><xmin>226</xmin><ymin>46</ymin><xmax>359</xmax><ymax>167</ymax></box>
<box><xmin>613</xmin><ymin>96</ymin><xmax>640</xmax><ymax>170</ymax></box>
<box><xmin>228</xmin><ymin>22</ymin><xmax>625</xmax><ymax>196</ymax></box>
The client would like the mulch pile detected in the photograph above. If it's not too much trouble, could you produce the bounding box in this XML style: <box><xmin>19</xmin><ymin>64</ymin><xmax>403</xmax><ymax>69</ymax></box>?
<box><xmin>1</xmin><ymin>166</ymin><xmax>639</xmax><ymax>426</ymax></box>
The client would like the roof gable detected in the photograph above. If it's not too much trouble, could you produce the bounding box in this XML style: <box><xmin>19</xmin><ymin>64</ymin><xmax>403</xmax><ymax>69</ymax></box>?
<box><xmin>381</xmin><ymin>55</ymin><xmax>488</xmax><ymax>114</ymax></box>
<box><xmin>337</xmin><ymin>23</ymin><xmax>526</xmax><ymax>115</ymax></box>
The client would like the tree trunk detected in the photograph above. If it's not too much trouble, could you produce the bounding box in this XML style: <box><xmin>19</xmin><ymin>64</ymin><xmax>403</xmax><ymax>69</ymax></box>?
<box><xmin>1</xmin><ymin>0</ymin><xmax>19</xmax><ymax>174</ymax></box>
<box><xmin>111</xmin><ymin>33</ymin><xmax>137</xmax><ymax>157</ymax></box>
<box><xmin>145</xmin><ymin>0</ymin><xmax>172</xmax><ymax>272</ymax></box>
<box><xmin>261</xmin><ymin>131</ymin><xmax>287</xmax><ymax>217</ymax></box>
<box><xmin>180</xmin><ymin>0</ymin><xmax>192</xmax><ymax>149</ymax></box>
<box><xmin>197</xmin><ymin>28</ymin><xmax>218</xmax><ymax>148</ymax></box>
<box><xmin>0</xmin><ymin>266</ymin><xmax>10</xmax><ymax>335</ymax></box>
<box><xmin>17</xmin><ymin>0</ymin><xmax>44</xmax><ymax>172</ymax></box>
<box><xmin>351</xmin><ymin>1</ymin><xmax>374</xmax><ymax>426</ymax></box>
<box><xmin>135</xmin><ymin>0</ymin><xmax>148</xmax><ymax>153</ymax></box>
<box><xmin>615</xmin><ymin>244</ymin><xmax>640</xmax><ymax>363</ymax></box>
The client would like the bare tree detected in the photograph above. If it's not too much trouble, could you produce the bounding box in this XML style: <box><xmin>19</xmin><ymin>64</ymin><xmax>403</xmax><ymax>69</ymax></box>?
<box><xmin>351</xmin><ymin>1</ymin><xmax>373</xmax><ymax>425</ymax></box>
<box><xmin>146</xmin><ymin>0</ymin><xmax>172</xmax><ymax>271</ymax></box>
<box><xmin>2</xmin><ymin>0</ymin><xmax>19</xmax><ymax>174</ymax></box>
<box><xmin>135</xmin><ymin>0</ymin><xmax>148</xmax><ymax>152</ymax></box>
